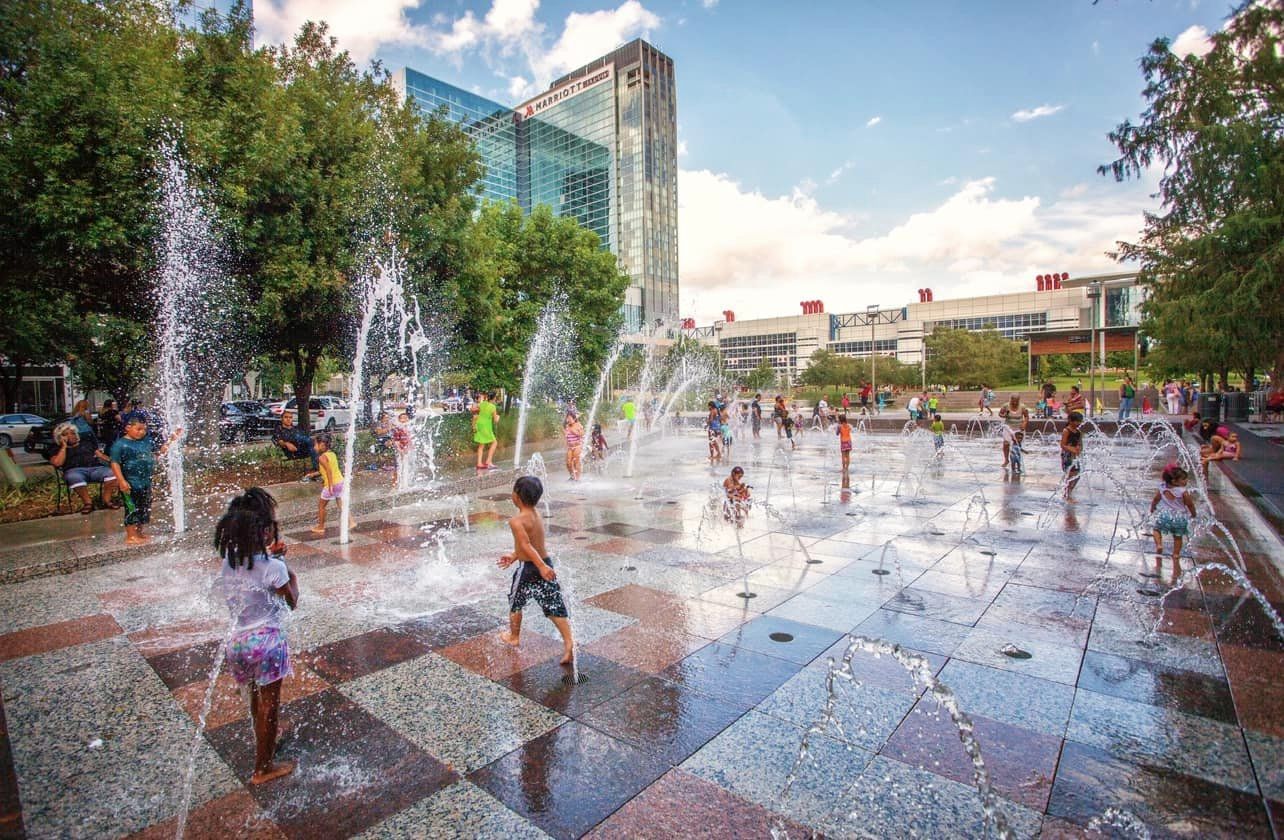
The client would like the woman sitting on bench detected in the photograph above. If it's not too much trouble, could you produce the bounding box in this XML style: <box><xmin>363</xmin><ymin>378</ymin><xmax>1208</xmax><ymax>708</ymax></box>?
<box><xmin>49</xmin><ymin>422</ymin><xmax>118</xmax><ymax>514</ymax></box>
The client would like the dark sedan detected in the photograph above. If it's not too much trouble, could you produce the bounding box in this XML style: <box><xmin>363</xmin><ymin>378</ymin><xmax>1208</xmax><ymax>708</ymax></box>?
<box><xmin>219</xmin><ymin>401</ymin><xmax>281</xmax><ymax>443</ymax></box>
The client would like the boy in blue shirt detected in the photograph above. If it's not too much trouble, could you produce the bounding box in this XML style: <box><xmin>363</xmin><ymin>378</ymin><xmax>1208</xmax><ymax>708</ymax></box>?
<box><xmin>110</xmin><ymin>413</ymin><xmax>182</xmax><ymax>545</ymax></box>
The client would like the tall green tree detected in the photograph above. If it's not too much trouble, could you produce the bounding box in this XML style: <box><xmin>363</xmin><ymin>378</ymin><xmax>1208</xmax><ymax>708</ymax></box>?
<box><xmin>449</xmin><ymin>202</ymin><xmax>630</xmax><ymax>399</ymax></box>
<box><xmin>925</xmin><ymin>327</ymin><xmax>1025</xmax><ymax>389</ymax></box>
<box><xmin>1102</xmin><ymin>1</ymin><xmax>1284</xmax><ymax>386</ymax></box>
<box><xmin>0</xmin><ymin>0</ymin><xmax>181</xmax><ymax>409</ymax></box>
<box><xmin>741</xmin><ymin>358</ymin><xmax>778</xmax><ymax>392</ymax></box>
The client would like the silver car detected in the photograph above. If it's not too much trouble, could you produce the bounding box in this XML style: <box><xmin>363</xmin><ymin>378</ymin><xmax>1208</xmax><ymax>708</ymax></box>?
<box><xmin>0</xmin><ymin>413</ymin><xmax>48</xmax><ymax>448</ymax></box>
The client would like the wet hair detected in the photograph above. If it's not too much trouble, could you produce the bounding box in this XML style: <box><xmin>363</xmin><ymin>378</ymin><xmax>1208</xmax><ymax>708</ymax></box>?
<box><xmin>933</xmin><ymin>413</ymin><xmax>942</xmax><ymax>421</ymax></box>
<box><xmin>215</xmin><ymin>489</ymin><xmax>278</xmax><ymax>570</ymax></box>
<box><xmin>708</xmin><ymin>401</ymin><xmax>716</xmax><ymax>409</ymax></box>
<box><xmin>731</xmin><ymin>466</ymin><xmax>744</xmax><ymax>476</ymax></box>
<box><xmin>838</xmin><ymin>413</ymin><xmax>847</xmax><ymax>423</ymax></box>
<box><xmin>315</xmin><ymin>433</ymin><xmax>332</xmax><ymax>448</ymax></box>
<box><xmin>1014</xmin><ymin>430</ymin><xmax>1024</xmax><ymax>439</ymax></box>
<box><xmin>1161</xmin><ymin>464</ymin><xmax>1188</xmax><ymax>486</ymax></box>
<box><xmin>592</xmin><ymin>423</ymin><xmax>602</xmax><ymax>434</ymax></box>
<box><xmin>1071</xmin><ymin>385</ymin><xmax>1081</xmax><ymax>394</ymax></box>
<box><xmin>514</xmin><ymin>475</ymin><xmax>543</xmax><ymax>507</ymax></box>
<box><xmin>1068</xmin><ymin>411</ymin><xmax>1084</xmax><ymax>423</ymax></box>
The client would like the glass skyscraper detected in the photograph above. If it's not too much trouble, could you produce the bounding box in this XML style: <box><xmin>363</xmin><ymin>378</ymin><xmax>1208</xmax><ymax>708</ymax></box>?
<box><xmin>394</xmin><ymin>39</ymin><xmax>679</xmax><ymax>333</ymax></box>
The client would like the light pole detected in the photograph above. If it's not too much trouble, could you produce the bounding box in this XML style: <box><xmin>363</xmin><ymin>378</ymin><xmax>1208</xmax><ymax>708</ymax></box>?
<box><xmin>867</xmin><ymin>304</ymin><xmax>879</xmax><ymax>402</ymax></box>
<box><xmin>1086</xmin><ymin>281</ymin><xmax>1102</xmax><ymax>417</ymax></box>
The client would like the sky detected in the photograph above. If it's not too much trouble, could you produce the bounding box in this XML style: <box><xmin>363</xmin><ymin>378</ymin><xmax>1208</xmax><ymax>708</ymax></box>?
<box><xmin>248</xmin><ymin>0</ymin><xmax>1233</xmax><ymax>323</ymax></box>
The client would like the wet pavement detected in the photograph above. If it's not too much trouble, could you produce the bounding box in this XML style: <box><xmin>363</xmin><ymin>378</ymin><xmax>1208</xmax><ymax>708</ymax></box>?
<box><xmin>0</xmin><ymin>423</ymin><xmax>1281</xmax><ymax>839</ymax></box>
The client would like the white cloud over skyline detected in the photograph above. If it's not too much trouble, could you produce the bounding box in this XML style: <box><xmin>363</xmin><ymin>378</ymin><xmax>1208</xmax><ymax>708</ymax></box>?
<box><xmin>1011</xmin><ymin>104</ymin><xmax>1065</xmax><ymax>123</ymax></box>
<box><xmin>676</xmin><ymin>168</ymin><xmax>1151</xmax><ymax>322</ymax></box>
<box><xmin>1171</xmin><ymin>24</ymin><xmax>1214</xmax><ymax>57</ymax></box>
<box><xmin>865</xmin><ymin>115</ymin><xmax>882</xmax><ymax>127</ymax></box>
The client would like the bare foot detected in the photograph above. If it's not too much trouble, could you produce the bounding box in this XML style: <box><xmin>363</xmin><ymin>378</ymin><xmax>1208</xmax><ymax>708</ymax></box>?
<box><xmin>250</xmin><ymin>761</ymin><xmax>295</xmax><ymax>784</ymax></box>
<box><xmin>498</xmin><ymin>630</ymin><xmax>520</xmax><ymax>647</ymax></box>
<box><xmin>124</xmin><ymin>534</ymin><xmax>153</xmax><ymax>546</ymax></box>
<box><xmin>560</xmin><ymin>649</ymin><xmax>574</xmax><ymax>666</ymax></box>
<box><xmin>309</xmin><ymin>526</ymin><xmax>326</xmax><ymax>535</ymax></box>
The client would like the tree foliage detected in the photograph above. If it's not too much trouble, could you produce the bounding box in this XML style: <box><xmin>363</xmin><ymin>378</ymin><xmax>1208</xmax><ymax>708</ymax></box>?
<box><xmin>1102</xmin><ymin>2</ymin><xmax>1284</xmax><ymax>385</ymax></box>
<box><xmin>800</xmin><ymin>350</ymin><xmax>920</xmax><ymax>389</ymax></box>
<box><xmin>925</xmin><ymin>328</ymin><xmax>1025</xmax><ymax>389</ymax></box>
<box><xmin>741</xmin><ymin>358</ymin><xmax>778</xmax><ymax>392</ymax></box>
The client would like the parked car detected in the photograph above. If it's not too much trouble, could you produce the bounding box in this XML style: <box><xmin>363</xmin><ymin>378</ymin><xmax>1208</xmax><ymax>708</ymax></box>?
<box><xmin>436</xmin><ymin>396</ymin><xmax>467</xmax><ymax>414</ymax></box>
<box><xmin>22</xmin><ymin>421</ymin><xmax>58</xmax><ymax>460</ymax></box>
<box><xmin>219</xmin><ymin>401</ymin><xmax>281</xmax><ymax>443</ymax></box>
<box><xmin>0</xmin><ymin>413</ymin><xmax>48</xmax><ymax>448</ymax></box>
<box><xmin>279</xmin><ymin>396</ymin><xmax>353</xmax><ymax>431</ymax></box>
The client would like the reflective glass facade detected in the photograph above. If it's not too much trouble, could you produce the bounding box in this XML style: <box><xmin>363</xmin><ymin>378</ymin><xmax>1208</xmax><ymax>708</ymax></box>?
<box><xmin>720</xmin><ymin>332</ymin><xmax>799</xmax><ymax>376</ymax></box>
<box><xmin>398</xmin><ymin>39</ymin><xmax>679</xmax><ymax>335</ymax></box>
<box><xmin>398</xmin><ymin>69</ymin><xmax>517</xmax><ymax>205</ymax></box>
<box><xmin>927</xmin><ymin>312</ymin><xmax>1049</xmax><ymax>340</ymax></box>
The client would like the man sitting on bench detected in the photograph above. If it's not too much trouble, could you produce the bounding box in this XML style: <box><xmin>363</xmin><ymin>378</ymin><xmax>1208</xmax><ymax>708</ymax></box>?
<box><xmin>273</xmin><ymin>412</ymin><xmax>321</xmax><ymax>482</ymax></box>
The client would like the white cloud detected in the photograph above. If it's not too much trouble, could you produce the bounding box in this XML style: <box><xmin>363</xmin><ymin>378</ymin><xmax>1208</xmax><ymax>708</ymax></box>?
<box><xmin>827</xmin><ymin>160</ymin><xmax>855</xmax><ymax>184</ymax></box>
<box><xmin>702</xmin><ymin>0</ymin><xmax>719</xmax><ymax>7</ymax></box>
<box><xmin>677</xmin><ymin>138</ymin><xmax>689</xmax><ymax>157</ymax></box>
<box><xmin>1011</xmin><ymin>104</ymin><xmax>1065</xmax><ymax>123</ymax></box>
<box><xmin>1091</xmin><ymin>40</ymin><xmax>1101</xmax><ymax>55</ymax></box>
<box><xmin>253</xmin><ymin>0</ymin><xmax>433</xmax><ymax>62</ymax></box>
<box><xmin>1171</xmin><ymin>24</ymin><xmax>1214</xmax><ymax>58</ymax></box>
<box><xmin>678</xmin><ymin>170</ymin><xmax>1153</xmax><ymax>322</ymax></box>
<box><xmin>507</xmin><ymin>74</ymin><xmax>533</xmax><ymax>99</ymax></box>
<box><xmin>865</xmin><ymin>115</ymin><xmax>882</xmax><ymax>128</ymax></box>
<box><xmin>527</xmin><ymin>1</ymin><xmax>659</xmax><ymax>83</ymax></box>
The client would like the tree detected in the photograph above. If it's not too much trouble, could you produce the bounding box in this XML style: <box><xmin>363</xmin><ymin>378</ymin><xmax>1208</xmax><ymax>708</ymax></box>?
<box><xmin>66</xmin><ymin>314</ymin><xmax>152</xmax><ymax>404</ymax></box>
<box><xmin>447</xmin><ymin>202</ymin><xmax>630</xmax><ymax>400</ymax></box>
<box><xmin>1102</xmin><ymin>2</ymin><xmax>1284</xmax><ymax>386</ymax></box>
<box><xmin>742</xmin><ymin>358</ymin><xmax>778</xmax><ymax>392</ymax></box>
<box><xmin>925</xmin><ymin>327</ymin><xmax>1026</xmax><ymax>389</ymax></box>
<box><xmin>0</xmin><ymin>0</ymin><xmax>181</xmax><ymax>407</ymax></box>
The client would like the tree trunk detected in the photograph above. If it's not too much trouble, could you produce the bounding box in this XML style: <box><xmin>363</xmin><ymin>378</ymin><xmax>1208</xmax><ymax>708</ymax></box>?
<box><xmin>0</xmin><ymin>360</ymin><xmax>25</xmax><ymax>413</ymax></box>
<box><xmin>1218</xmin><ymin>367</ymin><xmax>1229</xmax><ymax>392</ymax></box>
<box><xmin>292</xmin><ymin>350</ymin><xmax>319</xmax><ymax>434</ymax></box>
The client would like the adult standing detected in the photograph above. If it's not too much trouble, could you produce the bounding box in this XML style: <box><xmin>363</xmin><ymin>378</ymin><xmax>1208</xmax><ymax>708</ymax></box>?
<box><xmin>997</xmin><ymin>394</ymin><xmax>1030</xmax><ymax>468</ymax></box>
<box><xmin>98</xmin><ymin>399</ymin><xmax>122</xmax><ymax>449</ymax></box>
<box><xmin>906</xmin><ymin>393</ymin><xmax>922</xmax><ymax>422</ymax></box>
<box><xmin>816</xmin><ymin>395</ymin><xmax>829</xmax><ymax>430</ymax></box>
<box><xmin>472</xmin><ymin>390</ymin><xmax>499</xmax><ymax>470</ymax></box>
<box><xmin>1164</xmin><ymin>380</ymin><xmax>1181</xmax><ymax>415</ymax></box>
<box><xmin>272</xmin><ymin>411</ymin><xmax>320</xmax><ymax>481</ymax></box>
<box><xmin>1065</xmin><ymin>385</ymin><xmax>1086</xmax><ymax>417</ymax></box>
<box><xmin>1118</xmin><ymin>377</ymin><xmax>1136</xmax><ymax>422</ymax></box>
<box><xmin>68</xmin><ymin>400</ymin><xmax>97</xmax><ymax>441</ymax></box>
<box><xmin>750</xmin><ymin>393</ymin><xmax>762</xmax><ymax>438</ymax></box>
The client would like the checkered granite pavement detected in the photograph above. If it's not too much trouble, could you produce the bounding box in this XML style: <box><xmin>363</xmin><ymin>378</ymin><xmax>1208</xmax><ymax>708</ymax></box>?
<box><xmin>1</xmin><ymin>425</ymin><xmax>1281</xmax><ymax>839</ymax></box>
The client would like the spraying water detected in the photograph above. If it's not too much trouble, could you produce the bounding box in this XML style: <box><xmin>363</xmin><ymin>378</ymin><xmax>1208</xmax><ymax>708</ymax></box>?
<box><xmin>514</xmin><ymin>298</ymin><xmax>573</xmax><ymax>469</ymax></box>
<box><xmin>584</xmin><ymin>334</ymin><xmax>624</xmax><ymax>449</ymax></box>
<box><xmin>154</xmin><ymin>140</ymin><xmax>228</xmax><ymax>534</ymax></box>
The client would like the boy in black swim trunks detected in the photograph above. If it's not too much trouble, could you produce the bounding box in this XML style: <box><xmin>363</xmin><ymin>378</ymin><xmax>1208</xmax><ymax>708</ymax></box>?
<box><xmin>497</xmin><ymin>476</ymin><xmax>574</xmax><ymax>665</ymax></box>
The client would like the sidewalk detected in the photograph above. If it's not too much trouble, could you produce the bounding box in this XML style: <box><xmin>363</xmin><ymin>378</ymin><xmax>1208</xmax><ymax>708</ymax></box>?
<box><xmin>1221</xmin><ymin>421</ymin><xmax>1284</xmax><ymax>540</ymax></box>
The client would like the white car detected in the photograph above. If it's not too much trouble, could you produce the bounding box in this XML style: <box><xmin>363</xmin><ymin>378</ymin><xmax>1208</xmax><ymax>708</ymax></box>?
<box><xmin>279</xmin><ymin>396</ymin><xmax>353</xmax><ymax>431</ymax></box>
<box><xmin>0</xmin><ymin>413</ymin><xmax>48</xmax><ymax>448</ymax></box>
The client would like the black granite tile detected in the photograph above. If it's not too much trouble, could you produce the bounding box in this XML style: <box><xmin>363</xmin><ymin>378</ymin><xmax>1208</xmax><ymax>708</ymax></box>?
<box><xmin>580</xmin><ymin>676</ymin><xmax>748</xmax><ymax>765</ymax></box>
<box><xmin>715</xmin><ymin>615</ymin><xmax>842</xmax><ymax>665</ymax></box>
<box><xmin>500</xmin><ymin>652</ymin><xmax>648</xmax><ymax>717</ymax></box>
<box><xmin>658</xmin><ymin>642</ymin><xmax>803</xmax><ymax>709</ymax></box>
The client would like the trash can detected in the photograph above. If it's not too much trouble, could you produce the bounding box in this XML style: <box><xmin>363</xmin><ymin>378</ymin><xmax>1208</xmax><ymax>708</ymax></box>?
<box><xmin>1198</xmin><ymin>392</ymin><xmax>1222</xmax><ymax>420</ymax></box>
<box><xmin>1224</xmin><ymin>391</ymin><xmax>1250</xmax><ymax>421</ymax></box>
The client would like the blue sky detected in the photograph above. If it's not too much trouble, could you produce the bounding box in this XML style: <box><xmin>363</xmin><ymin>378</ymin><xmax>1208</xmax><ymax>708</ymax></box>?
<box><xmin>252</xmin><ymin>0</ymin><xmax>1231</xmax><ymax>321</ymax></box>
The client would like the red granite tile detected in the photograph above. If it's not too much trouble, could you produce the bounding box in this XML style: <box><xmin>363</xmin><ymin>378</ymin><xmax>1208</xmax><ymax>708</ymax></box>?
<box><xmin>585</xmin><ymin>536</ymin><xmax>654</xmax><ymax>556</ymax></box>
<box><xmin>1039</xmin><ymin>816</ymin><xmax>1096</xmax><ymax>838</ymax></box>
<box><xmin>883</xmin><ymin>701</ymin><xmax>1061</xmax><ymax>811</ymax></box>
<box><xmin>0</xmin><ymin>613</ymin><xmax>122</xmax><ymax>662</ymax></box>
<box><xmin>314</xmin><ymin>579</ymin><xmax>380</xmax><ymax>607</ymax></box>
<box><xmin>437</xmin><ymin>631</ymin><xmax>563</xmax><ymax>680</ymax></box>
<box><xmin>468</xmin><ymin>510</ymin><xmax>505</xmax><ymax>525</ymax></box>
<box><xmin>302</xmin><ymin>627</ymin><xmax>432</xmax><ymax>683</ymax></box>
<box><xmin>124</xmin><ymin>790</ymin><xmax>285</xmax><ymax>840</ymax></box>
<box><xmin>173</xmin><ymin>659</ymin><xmax>330</xmax><ymax>730</ymax></box>
<box><xmin>1220</xmin><ymin>644</ymin><xmax>1284</xmax><ymax>737</ymax></box>
<box><xmin>207</xmin><ymin>690</ymin><xmax>455</xmax><ymax>840</ymax></box>
<box><xmin>586</xmin><ymin>584</ymin><xmax>686</xmax><ymax>620</ymax></box>
<box><xmin>128</xmin><ymin>618</ymin><xmax>227</xmax><ymax>658</ymax></box>
<box><xmin>367</xmin><ymin>523</ymin><xmax>422</xmax><ymax>542</ymax></box>
<box><xmin>646</xmin><ymin>599</ymin><xmax>752</xmax><ymax>641</ymax></box>
<box><xmin>586</xmin><ymin>769</ymin><xmax>813</xmax><ymax>839</ymax></box>
<box><xmin>340</xmin><ymin>543</ymin><xmax>420</xmax><ymax>571</ymax></box>
<box><xmin>0</xmin><ymin>697</ymin><xmax>22</xmax><ymax>840</ymax></box>
<box><xmin>584</xmin><ymin>623</ymin><xmax>709</xmax><ymax>674</ymax></box>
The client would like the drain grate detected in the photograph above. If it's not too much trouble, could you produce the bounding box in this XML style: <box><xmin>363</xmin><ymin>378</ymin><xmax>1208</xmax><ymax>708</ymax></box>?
<box><xmin>561</xmin><ymin>673</ymin><xmax>590</xmax><ymax>685</ymax></box>
<box><xmin>768</xmin><ymin>632</ymin><xmax>795</xmax><ymax>643</ymax></box>
<box><xmin>980</xmin><ymin>550</ymin><xmax>997</xmax><ymax>557</ymax></box>
<box><xmin>806</xmin><ymin>558</ymin><xmax>824</xmax><ymax>565</ymax></box>
<box><xmin>872</xmin><ymin>569</ymin><xmax>892</xmax><ymax>576</ymax></box>
<box><xmin>1136</xmin><ymin>588</ymin><xmax>1161</xmax><ymax>597</ymax></box>
<box><xmin>623</xmin><ymin>565</ymin><xmax>637</xmax><ymax>571</ymax></box>
<box><xmin>736</xmin><ymin>591</ymin><xmax>758</xmax><ymax>599</ymax></box>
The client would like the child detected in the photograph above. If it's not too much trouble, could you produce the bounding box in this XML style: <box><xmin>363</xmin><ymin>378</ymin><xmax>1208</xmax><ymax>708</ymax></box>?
<box><xmin>1150</xmin><ymin>464</ymin><xmax>1197</xmax><ymax>572</ymax></box>
<box><xmin>564</xmin><ymin>411</ymin><xmax>584</xmax><ymax>480</ymax></box>
<box><xmin>1009</xmin><ymin>430</ymin><xmax>1025</xmax><ymax>475</ymax></box>
<box><xmin>931</xmin><ymin>413</ymin><xmax>945</xmax><ymax>453</ymax></box>
<box><xmin>1205</xmin><ymin>432</ymin><xmax>1242</xmax><ymax>463</ymax></box>
<box><xmin>723</xmin><ymin>466</ymin><xmax>751</xmax><ymax>526</ymax></box>
<box><xmin>311</xmin><ymin>434</ymin><xmax>354</xmax><ymax>534</ymax></box>
<box><xmin>472</xmin><ymin>391</ymin><xmax>500</xmax><ymax>471</ymax></box>
<box><xmin>390</xmin><ymin>412</ymin><xmax>413</xmax><ymax>487</ymax></box>
<box><xmin>497</xmin><ymin>477</ymin><xmax>574</xmax><ymax>665</ymax></box>
<box><xmin>927</xmin><ymin>393</ymin><xmax>940</xmax><ymax>416</ymax></box>
<box><xmin>720</xmin><ymin>405</ymin><xmax>734</xmax><ymax>452</ymax></box>
<box><xmin>783</xmin><ymin>412</ymin><xmax>796</xmax><ymax>450</ymax></box>
<box><xmin>835</xmin><ymin>413</ymin><xmax>853</xmax><ymax>489</ymax></box>
<box><xmin>109</xmin><ymin>413</ymin><xmax>183</xmax><ymax>545</ymax></box>
<box><xmin>216</xmin><ymin>489</ymin><xmax>299</xmax><ymax>785</ymax></box>
<box><xmin>590</xmin><ymin>423</ymin><xmax>609</xmax><ymax>461</ymax></box>
<box><xmin>707</xmin><ymin>401</ymin><xmax>723</xmax><ymax>465</ymax></box>
<box><xmin>1060</xmin><ymin>411</ymin><xmax>1084</xmax><ymax>501</ymax></box>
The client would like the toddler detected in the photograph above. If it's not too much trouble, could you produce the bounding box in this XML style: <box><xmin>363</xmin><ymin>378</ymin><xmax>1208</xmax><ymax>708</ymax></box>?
<box><xmin>1151</xmin><ymin>464</ymin><xmax>1197</xmax><ymax>572</ymax></box>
